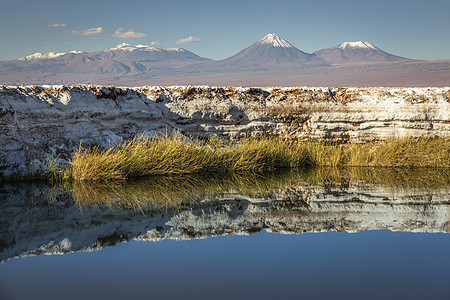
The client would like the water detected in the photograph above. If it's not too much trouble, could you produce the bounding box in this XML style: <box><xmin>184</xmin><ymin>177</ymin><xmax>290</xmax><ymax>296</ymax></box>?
<box><xmin>0</xmin><ymin>168</ymin><xmax>449</xmax><ymax>300</ymax></box>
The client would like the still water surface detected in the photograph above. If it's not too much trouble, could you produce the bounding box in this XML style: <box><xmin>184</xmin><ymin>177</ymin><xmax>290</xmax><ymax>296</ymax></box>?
<box><xmin>1</xmin><ymin>231</ymin><xmax>449</xmax><ymax>300</ymax></box>
<box><xmin>0</xmin><ymin>168</ymin><xmax>449</xmax><ymax>300</ymax></box>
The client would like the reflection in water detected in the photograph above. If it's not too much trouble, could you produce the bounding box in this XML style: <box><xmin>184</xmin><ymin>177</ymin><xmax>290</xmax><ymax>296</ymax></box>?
<box><xmin>65</xmin><ymin>167</ymin><xmax>450</xmax><ymax>210</ymax></box>
<box><xmin>67</xmin><ymin>171</ymin><xmax>298</xmax><ymax>211</ymax></box>
<box><xmin>0</xmin><ymin>167</ymin><xmax>449</xmax><ymax>263</ymax></box>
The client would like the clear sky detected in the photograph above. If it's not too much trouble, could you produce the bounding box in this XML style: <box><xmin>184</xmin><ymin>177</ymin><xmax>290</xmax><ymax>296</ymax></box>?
<box><xmin>1</xmin><ymin>0</ymin><xmax>449</xmax><ymax>61</ymax></box>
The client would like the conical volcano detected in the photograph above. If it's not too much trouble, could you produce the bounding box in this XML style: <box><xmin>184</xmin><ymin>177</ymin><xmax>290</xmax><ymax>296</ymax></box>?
<box><xmin>216</xmin><ymin>34</ymin><xmax>328</xmax><ymax>69</ymax></box>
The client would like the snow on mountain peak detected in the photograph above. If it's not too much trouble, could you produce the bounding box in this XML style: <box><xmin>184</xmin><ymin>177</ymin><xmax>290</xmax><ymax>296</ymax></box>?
<box><xmin>106</xmin><ymin>43</ymin><xmax>185</xmax><ymax>52</ymax></box>
<box><xmin>165</xmin><ymin>48</ymin><xmax>185</xmax><ymax>52</ymax></box>
<box><xmin>107</xmin><ymin>43</ymin><xmax>159</xmax><ymax>52</ymax></box>
<box><xmin>258</xmin><ymin>34</ymin><xmax>294</xmax><ymax>48</ymax></box>
<box><xmin>117</xmin><ymin>43</ymin><xmax>132</xmax><ymax>48</ymax></box>
<box><xmin>339</xmin><ymin>41</ymin><xmax>377</xmax><ymax>50</ymax></box>
<box><xmin>18</xmin><ymin>50</ymin><xmax>81</xmax><ymax>61</ymax></box>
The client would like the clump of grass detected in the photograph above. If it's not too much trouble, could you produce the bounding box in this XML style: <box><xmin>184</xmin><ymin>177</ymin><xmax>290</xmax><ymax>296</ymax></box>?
<box><xmin>46</xmin><ymin>156</ymin><xmax>64</xmax><ymax>183</ymax></box>
<box><xmin>63</xmin><ymin>134</ymin><xmax>301</xmax><ymax>181</ymax></box>
<box><xmin>340</xmin><ymin>137</ymin><xmax>450</xmax><ymax>168</ymax></box>
<box><xmin>357</xmin><ymin>137</ymin><xmax>450</xmax><ymax>168</ymax></box>
<box><xmin>221</xmin><ymin>137</ymin><xmax>293</xmax><ymax>172</ymax></box>
<box><xmin>68</xmin><ymin>134</ymin><xmax>218</xmax><ymax>181</ymax></box>
<box><xmin>298</xmin><ymin>137</ymin><xmax>450</xmax><ymax>168</ymax></box>
<box><xmin>299</xmin><ymin>141</ymin><xmax>344</xmax><ymax>167</ymax></box>
<box><xmin>59</xmin><ymin>134</ymin><xmax>450</xmax><ymax>182</ymax></box>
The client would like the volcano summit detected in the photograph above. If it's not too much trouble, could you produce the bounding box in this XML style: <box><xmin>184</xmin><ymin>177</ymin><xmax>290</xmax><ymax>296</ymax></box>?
<box><xmin>215</xmin><ymin>34</ymin><xmax>328</xmax><ymax>69</ymax></box>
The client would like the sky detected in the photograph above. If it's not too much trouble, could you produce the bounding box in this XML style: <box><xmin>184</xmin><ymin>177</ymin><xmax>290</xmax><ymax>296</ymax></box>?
<box><xmin>1</xmin><ymin>0</ymin><xmax>450</xmax><ymax>61</ymax></box>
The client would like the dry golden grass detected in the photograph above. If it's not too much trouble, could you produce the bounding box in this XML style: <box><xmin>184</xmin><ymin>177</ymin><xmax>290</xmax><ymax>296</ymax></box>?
<box><xmin>221</xmin><ymin>137</ymin><xmax>293</xmax><ymax>172</ymax></box>
<box><xmin>67</xmin><ymin>134</ymin><xmax>218</xmax><ymax>181</ymax></box>
<box><xmin>58</xmin><ymin>135</ymin><xmax>450</xmax><ymax>182</ymax></box>
<box><xmin>298</xmin><ymin>137</ymin><xmax>450</xmax><ymax>168</ymax></box>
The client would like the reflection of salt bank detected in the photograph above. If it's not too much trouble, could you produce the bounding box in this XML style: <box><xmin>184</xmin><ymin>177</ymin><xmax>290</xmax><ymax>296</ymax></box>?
<box><xmin>1</xmin><ymin>180</ymin><xmax>448</xmax><ymax>263</ymax></box>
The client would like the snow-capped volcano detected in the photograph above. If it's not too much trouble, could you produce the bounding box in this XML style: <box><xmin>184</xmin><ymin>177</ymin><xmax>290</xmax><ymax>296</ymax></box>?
<box><xmin>314</xmin><ymin>41</ymin><xmax>411</xmax><ymax>64</ymax></box>
<box><xmin>216</xmin><ymin>33</ymin><xmax>327</xmax><ymax>69</ymax></box>
<box><xmin>338</xmin><ymin>41</ymin><xmax>377</xmax><ymax>50</ymax></box>
<box><xmin>257</xmin><ymin>33</ymin><xmax>294</xmax><ymax>48</ymax></box>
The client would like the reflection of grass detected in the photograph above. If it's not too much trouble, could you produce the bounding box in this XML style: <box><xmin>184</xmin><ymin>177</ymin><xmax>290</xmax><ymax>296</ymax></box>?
<box><xmin>58</xmin><ymin>134</ymin><xmax>450</xmax><ymax>182</ymax></box>
<box><xmin>296</xmin><ymin>167</ymin><xmax>450</xmax><ymax>192</ymax></box>
<box><xmin>63</xmin><ymin>167</ymin><xmax>450</xmax><ymax>211</ymax></box>
<box><xmin>67</xmin><ymin>171</ymin><xmax>297</xmax><ymax>210</ymax></box>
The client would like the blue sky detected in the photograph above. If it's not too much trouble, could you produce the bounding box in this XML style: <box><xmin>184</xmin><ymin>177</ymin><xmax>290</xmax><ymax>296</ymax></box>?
<box><xmin>1</xmin><ymin>0</ymin><xmax>449</xmax><ymax>61</ymax></box>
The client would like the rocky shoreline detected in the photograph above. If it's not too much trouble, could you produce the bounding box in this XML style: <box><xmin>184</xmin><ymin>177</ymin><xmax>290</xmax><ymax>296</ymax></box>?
<box><xmin>1</xmin><ymin>85</ymin><xmax>449</xmax><ymax>178</ymax></box>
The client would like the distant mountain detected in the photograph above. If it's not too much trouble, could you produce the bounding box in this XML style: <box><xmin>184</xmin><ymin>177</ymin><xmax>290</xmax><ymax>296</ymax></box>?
<box><xmin>98</xmin><ymin>43</ymin><xmax>208</xmax><ymax>63</ymax></box>
<box><xmin>18</xmin><ymin>50</ymin><xmax>83</xmax><ymax>61</ymax></box>
<box><xmin>0</xmin><ymin>43</ymin><xmax>210</xmax><ymax>77</ymax></box>
<box><xmin>314</xmin><ymin>41</ymin><xmax>412</xmax><ymax>64</ymax></box>
<box><xmin>215</xmin><ymin>34</ymin><xmax>328</xmax><ymax>69</ymax></box>
<box><xmin>1</xmin><ymin>35</ymin><xmax>444</xmax><ymax>87</ymax></box>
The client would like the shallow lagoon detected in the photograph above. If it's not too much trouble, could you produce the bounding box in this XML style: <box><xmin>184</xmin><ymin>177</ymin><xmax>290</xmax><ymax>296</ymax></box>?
<box><xmin>1</xmin><ymin>231</ymin><xmax>449</xmax><ymax>300</ymax></box>
<box><xmin>0</xmin><ymin>168</ymin><xmax>449</xmax><ymax>300</ymax></box>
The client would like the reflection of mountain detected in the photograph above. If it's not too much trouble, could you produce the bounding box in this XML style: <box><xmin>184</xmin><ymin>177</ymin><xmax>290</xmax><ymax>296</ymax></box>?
<box><xmin>1</xmin><ymin>169</ymin><xmax>449</xmax><ymax>263</ymax></box>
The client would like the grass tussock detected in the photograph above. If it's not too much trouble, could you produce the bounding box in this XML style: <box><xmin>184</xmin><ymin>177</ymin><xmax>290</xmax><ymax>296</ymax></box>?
<box><xmin>68</xmin><ymin>135</ymin><xmax>217</xmax><ymax>181</ymax></box>
<box><xmin>58</xmin><ymin>134</ymin><xmax>450</xmax><ymax>182</ymax></box>
<box><xmin>63</xmin><ymin>134</ymin><xmax>301</xmax><ymax>182</ymax></box>
<box><xmin>303</xmin><ymin>137</ymin><xmax>450</xmax><ymax>168</ymax></box>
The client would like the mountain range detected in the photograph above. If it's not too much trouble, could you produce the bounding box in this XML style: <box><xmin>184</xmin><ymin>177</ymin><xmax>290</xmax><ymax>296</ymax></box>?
<box><xmin>0</xmin><ymin>34</ymin><xmax>448</xmax><ymax>86</ymax></box>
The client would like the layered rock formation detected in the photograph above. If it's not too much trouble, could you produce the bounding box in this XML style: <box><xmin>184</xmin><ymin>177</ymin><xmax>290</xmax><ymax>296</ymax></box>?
<box><xmin>0</xmin><ymin>85</ymin><xmax>449</xmax><ymax>178</ymax></box>
<box><xmin>1</xmin><ymin>181</ymin><xmax>449</xmax><ymax>263</ymax></box>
